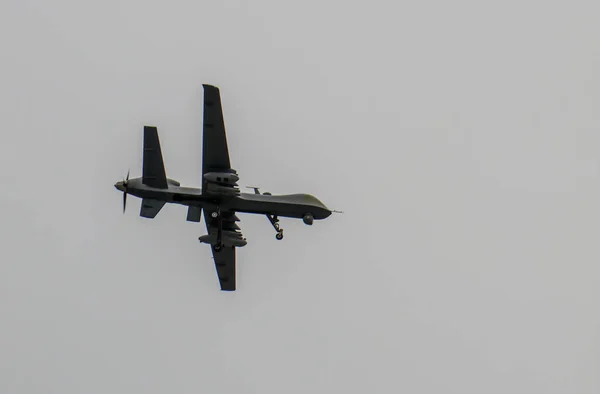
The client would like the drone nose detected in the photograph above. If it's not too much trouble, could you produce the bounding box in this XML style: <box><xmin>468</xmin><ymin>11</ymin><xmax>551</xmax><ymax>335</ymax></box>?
<box><xmin>114</xmin><ymin>182</ymin><xmax>124</xmax><ymax>191</ymax></box>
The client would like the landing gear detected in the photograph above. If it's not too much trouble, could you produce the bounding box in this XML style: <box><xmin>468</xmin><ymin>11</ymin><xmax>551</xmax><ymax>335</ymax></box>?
<box><xmin>267</xmin><ymin>214</ymin><xmax>284</xmax><ymax>240</ymax></box>
<box><xmin>211</xmin><ymin>211</ymin><xmax>219</xmax><ymax>218</ymax></box>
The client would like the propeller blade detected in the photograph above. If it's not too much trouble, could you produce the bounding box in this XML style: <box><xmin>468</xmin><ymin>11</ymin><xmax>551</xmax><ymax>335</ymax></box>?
<box><xmin>126</xmin><ymin>169</ymin><xmax>130</xmax><ymax>182</ymax></box>
<box><xmin>122</xmin><ymin>191</ymin><xmax>127</xmax><ymax>213</ymax></box>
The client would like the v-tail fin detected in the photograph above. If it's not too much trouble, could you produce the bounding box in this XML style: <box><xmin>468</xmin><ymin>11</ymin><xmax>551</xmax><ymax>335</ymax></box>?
<box><xmin>142</xmin><ymin>126</ymin><xmax>169</xmax><ymax>189</ymax></box>
<box><xmin>140</xmin><ymin>198</ymin><xmax>166</xmax><ymax>218</ymax></box>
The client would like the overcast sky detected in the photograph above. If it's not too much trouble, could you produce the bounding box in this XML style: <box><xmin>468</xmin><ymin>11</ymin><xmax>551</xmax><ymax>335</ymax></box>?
<box><xmin>1</xmin><ymin>0</ymin><xmax>599</xmax><ymax>393</ymax></box>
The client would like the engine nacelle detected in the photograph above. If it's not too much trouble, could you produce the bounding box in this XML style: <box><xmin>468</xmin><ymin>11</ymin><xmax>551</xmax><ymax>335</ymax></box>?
<box><xmin>302</xmin><ymin>213</ymin><xmax>314</xmax><ymax>225</ymax></box>
<box><xmin>204</xmin><ymin>172</ymin><xmax>239</xmax><ymax>185</ymax></box>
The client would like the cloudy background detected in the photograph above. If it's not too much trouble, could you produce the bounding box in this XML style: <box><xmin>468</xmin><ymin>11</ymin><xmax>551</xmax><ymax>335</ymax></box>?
<box><xmin>1</xmin><ymin>0</ymin><xmax>599</xmax><ymax>392</ymax></box>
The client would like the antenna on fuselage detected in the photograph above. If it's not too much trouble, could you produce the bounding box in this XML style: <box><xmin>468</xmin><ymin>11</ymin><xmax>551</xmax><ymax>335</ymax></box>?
<box><xmin>245</xmin><ymin>186</ymin><xmax>261</xmax><ymax>195</ymax></box>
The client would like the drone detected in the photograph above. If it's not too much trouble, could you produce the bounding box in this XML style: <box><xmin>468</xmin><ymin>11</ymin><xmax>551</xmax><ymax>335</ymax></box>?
<box><xmin>114</xmin><ymin>84</ymin><xmax>335</xmax><ymax>290</ymax></box>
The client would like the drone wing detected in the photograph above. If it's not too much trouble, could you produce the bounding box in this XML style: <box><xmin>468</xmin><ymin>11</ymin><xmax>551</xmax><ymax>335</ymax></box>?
<box><xmin>203</xmin><ymin>209</ymin><xmax>244</xmax><ymax>291</ymax></box>
<box><xmin>209</xmin><ymin>243</ymin><xmax>236</xmax><ymax>291</ymax></box>
<box><xmin>202</xmin><ymin>84</ymin><xmax>234</xmax><ymax>190</ymax></box>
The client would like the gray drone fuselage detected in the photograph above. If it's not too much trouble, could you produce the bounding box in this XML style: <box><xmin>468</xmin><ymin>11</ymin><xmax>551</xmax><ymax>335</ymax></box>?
<box><xmin>114</xmin><ymin>178</ymin><xmax>331</xmax><ymax>222</ymax></box>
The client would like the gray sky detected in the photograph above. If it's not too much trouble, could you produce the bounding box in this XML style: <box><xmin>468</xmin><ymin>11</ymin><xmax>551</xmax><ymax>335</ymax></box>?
<box><xmin>1</xmin><ymin>0</ymin><xmax>599</xmax><ymax>392</ymax></box>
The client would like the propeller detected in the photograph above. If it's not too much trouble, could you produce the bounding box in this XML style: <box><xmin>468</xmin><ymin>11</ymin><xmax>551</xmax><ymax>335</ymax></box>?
<box><xmin>122</xmin><ymin>169</ymin><xmax>130</xmax><ymax>213</ymax></box>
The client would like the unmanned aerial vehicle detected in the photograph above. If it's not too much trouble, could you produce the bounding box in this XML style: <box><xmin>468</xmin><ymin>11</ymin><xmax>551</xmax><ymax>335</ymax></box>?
<box><xmin>114</xmin><ymin>85</ymin><xmax>334</xmax><ymax>290</ymax></box>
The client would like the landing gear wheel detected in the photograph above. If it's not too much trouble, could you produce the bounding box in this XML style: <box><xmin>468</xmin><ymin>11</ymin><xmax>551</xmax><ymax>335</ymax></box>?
<box><xmin>211</xmin><ymin>211</ymin><xmax>219</xmax><ymax>218</ymax></box>
<box><xmin>276</xmin><ymin>231</ymin><xmax>284</xmax><ymax>240</ymax></box>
